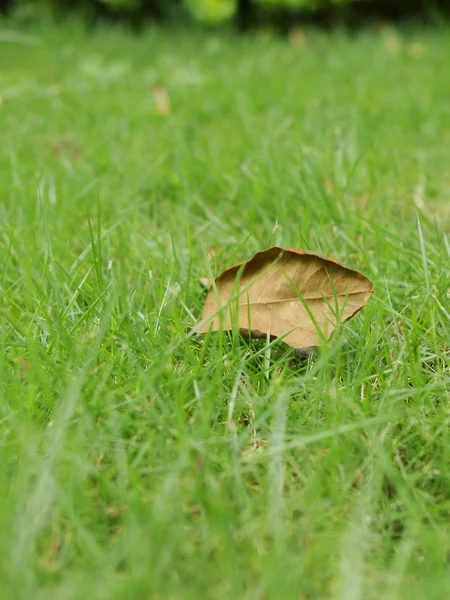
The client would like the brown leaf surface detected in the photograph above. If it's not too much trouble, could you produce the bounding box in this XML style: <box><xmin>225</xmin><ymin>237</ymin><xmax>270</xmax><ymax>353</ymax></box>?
<box><xmin>197</xmin><ymin>247</ymin><xmax>374</xmax><ymax>350</ymax></box>
<box><xmin>151</xmin><ymin>85</ymin><xmax>171</xmax><ymax>116</ymax></box>
<box><xmin>289</xmin><ymin>28</ymin><xmax>306</xmax><ymax>48</ymax></box>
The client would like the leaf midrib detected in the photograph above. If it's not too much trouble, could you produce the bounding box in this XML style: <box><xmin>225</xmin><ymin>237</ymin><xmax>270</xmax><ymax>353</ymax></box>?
<box><xmin>236</xmin><ymin>289</ymin><xmax>371</xmax><ymax>306</ymax></box>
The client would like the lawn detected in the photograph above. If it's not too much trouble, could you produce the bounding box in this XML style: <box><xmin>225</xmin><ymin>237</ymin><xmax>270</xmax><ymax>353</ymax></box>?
<box><xmin>1</xmin><ymin>18</ymin><xmax>450</xmax><ymax>600</ymax></box>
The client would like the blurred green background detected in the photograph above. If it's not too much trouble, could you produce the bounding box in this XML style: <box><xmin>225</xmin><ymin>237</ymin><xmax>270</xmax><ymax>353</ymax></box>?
<box><xmin>1</xmin><ymin>0</ymin><xmax>448</xmax><ymax>26</ymax></box>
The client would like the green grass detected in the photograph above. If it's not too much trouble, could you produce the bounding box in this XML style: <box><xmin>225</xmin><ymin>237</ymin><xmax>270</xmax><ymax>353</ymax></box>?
<box><xmin>1</xmin><ymin>19</ymin><xmax>450</xmax><ymax>600</ymax></box>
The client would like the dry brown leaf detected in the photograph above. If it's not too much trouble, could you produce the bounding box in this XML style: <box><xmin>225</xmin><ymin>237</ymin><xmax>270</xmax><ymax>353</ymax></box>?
<box><xmin>197</xmin><ymin>247</ymin><xmax>374</xmax><ymax>350</ymax></box>
<box><xmin>152</xmin><ymin>85</ymin><xmax>171</xmax><ymax>116</ymax></box>
<box><xmin>13</xmin><ymin>357</ymin><xmax>32</xmax><ymax>371</ymax></box>
<box><xmin>51</xmin><ymin>139</ymin><xmax>80</xmax><ymax>162</ymax></box>
<box><xmin>407</xmin><ymin>42</ymin><xmax>426</xmax><ymax>58</ymax></box>
<box><xmin>289</xmin><ymin>28</ymin><xmax>306</xmax><ymax>49</ymax></box>
<box><xmin>384</xmin><ymin>34</ymin><xmax>401</xmax><ymax>56</ymax></box>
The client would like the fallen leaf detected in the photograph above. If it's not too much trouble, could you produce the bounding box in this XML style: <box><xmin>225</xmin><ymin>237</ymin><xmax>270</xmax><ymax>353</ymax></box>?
<box><xmin>289</xmin><ymin>28</ymin><xmax>306</xmax><ymax>49</ymax></box>
<box><xmin>51</xmin><ymin>139</ymin><xmax>80</xmax><ymax>162</ymax></box>
<box><xmin>13</xmin><ymin>357</ymin><xmax>32</xmax><ymax>371</ymax></box>
<box><xmin>196</xmin><ymin>247</ymin><xmax>374</xmax><ymax>350</ymax></box>
<box><xmin>407</xmin><ymin>42</ymin><xmax>426</xmax><ymax>58</ymax></box>
<box><xmin>151</xmin><ymin>85</ymin><xmax>171</xmax><ymax>116</ymax></box>
<box><xmin>323</xmin><ymin>178</ymin><xmax>334</xmax><ymax>194</ymax></box>
<box><xmin>384</xmin><ymin>34</ymin><xmax>401</xmax><ymax>56</ymax></box>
